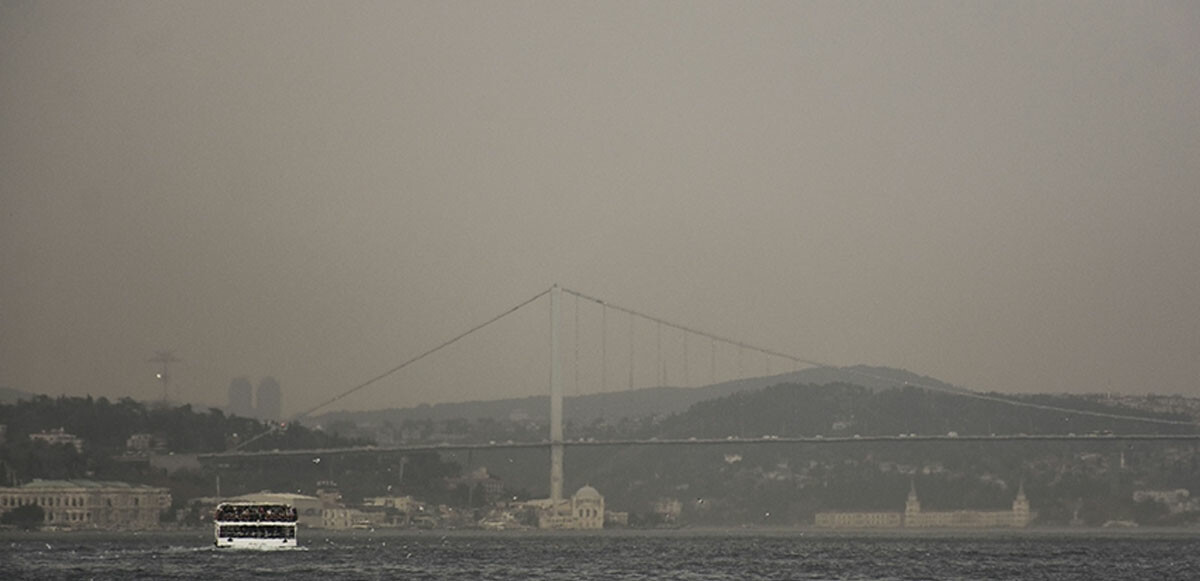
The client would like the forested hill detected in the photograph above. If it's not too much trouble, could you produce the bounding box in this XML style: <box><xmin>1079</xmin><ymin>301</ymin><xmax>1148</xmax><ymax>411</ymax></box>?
<box><xmin>313</xmin><ymin>365</ymin><xmax>959</xmax><ymax>426</ymax></box>
<box><xmin>0</xmin><ymin>395</ymin><xmax>366</xmax><ymax>456</ymax></box>
<box><xmin>561</xmin><ymin>383</ymin><xmax>1200</xmax><ymax>527</ymax></box>
<box><xmin>0</xmin><ymin>396</ymin><xmax>445</xmax><ymax>513</ymax></box>
<box><xmin>654</xmin><ymin>382</ymin><xmax>1198</xmax><ymax>439</ymax></box>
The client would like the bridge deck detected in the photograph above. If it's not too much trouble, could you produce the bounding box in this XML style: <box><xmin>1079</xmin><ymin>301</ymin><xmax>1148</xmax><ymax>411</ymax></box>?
<box><xmin>199</xmin><ymin>433</ymin><xmax>1200</xmax><ymax>462</ymax></box>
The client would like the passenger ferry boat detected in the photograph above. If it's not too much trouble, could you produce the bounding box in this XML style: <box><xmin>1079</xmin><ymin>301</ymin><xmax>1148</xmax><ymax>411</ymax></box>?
<box><xmin>213</xmin><ymin>502</ymin><xmax>298</xmax><ymax>549</ymax></box>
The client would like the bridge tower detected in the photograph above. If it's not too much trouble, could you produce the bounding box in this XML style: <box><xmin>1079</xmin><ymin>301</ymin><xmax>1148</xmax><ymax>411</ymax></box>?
<box><xmin>549</xmin><ymin>284</ymin><xmax>564</xmax><ymax>505</ymax></box>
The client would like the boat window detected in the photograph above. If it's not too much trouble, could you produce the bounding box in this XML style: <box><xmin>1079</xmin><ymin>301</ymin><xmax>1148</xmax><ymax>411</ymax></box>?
<box><xmin>217</xmin><ymin>524</ymin><xmax>296</xmax><ymax>539</ymax></box>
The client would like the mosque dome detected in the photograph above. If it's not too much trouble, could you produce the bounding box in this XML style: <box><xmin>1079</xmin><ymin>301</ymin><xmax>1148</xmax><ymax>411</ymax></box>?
<box><xmin>574</xmin><ymin>485</ymin><xmax>602</xmax><ymax>500</ymax></box>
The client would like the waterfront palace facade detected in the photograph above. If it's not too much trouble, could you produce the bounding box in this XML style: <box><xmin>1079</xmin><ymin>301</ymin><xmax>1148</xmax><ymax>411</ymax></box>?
<box><xmin>815</xmin><ymin>481</ymin><xmax>1033</xmax><ymax>529</ymax></box>
<box><xmin>0</xmin><ymin>479</ymin><xmax>171</xmax><ymax>530</ymax></box>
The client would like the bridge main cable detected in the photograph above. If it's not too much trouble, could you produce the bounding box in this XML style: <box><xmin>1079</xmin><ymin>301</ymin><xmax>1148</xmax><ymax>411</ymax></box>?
<box><xmin>293</xmin><ymin>287</ymin><xmax>553</xmax><ymax>421</ymax></box>
<box><xmin>561</xmin><ymin>287</ymin><xmax>1200</xmax><ymax>429</ymax></box>
<box><xmin>560</xmin><ymin>287</ymin><xmax>822</xmax><ymax>369</ymax></box>
<box><xmin>228</xmin><ymin>288</ymin><xmax>552</xmax><ymax>452</ymax></box>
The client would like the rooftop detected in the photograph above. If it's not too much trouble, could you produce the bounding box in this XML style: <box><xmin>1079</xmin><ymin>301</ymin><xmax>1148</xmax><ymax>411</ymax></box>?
<box><xmin>9</xmin><ymin>479</ymin><xmax>166</xmax><ymax>490</ymax></box>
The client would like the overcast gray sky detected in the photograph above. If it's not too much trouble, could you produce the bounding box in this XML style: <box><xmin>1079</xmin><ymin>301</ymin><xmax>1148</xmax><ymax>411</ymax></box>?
<box><xmin>2</xmin><ymin>1</ymin><xmax>1198</xmax><ymax>416</ymax></box>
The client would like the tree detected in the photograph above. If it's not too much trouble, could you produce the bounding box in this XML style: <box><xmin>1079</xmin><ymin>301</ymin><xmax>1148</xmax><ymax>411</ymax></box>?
<box><xmin>1</xmin><ymin>504</ymin><xmax>45</xmax><ymax>529</ymax></box>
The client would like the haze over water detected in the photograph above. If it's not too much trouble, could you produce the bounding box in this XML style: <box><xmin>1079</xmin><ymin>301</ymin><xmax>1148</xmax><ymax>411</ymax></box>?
<box><xmin>3</xmin><ymin>2</ymin><xmax>1198</xmax><ymax>415</ymax></box>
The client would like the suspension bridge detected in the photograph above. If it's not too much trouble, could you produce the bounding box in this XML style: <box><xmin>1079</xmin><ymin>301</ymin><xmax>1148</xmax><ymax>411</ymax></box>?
<box><xmin>198</xmin><ymin>285</ymin><xmax>1200</xmax><ymax>507</ymax></box>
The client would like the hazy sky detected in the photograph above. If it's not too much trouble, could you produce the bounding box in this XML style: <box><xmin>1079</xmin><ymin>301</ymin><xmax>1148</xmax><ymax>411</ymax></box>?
<box><xmin>2</xmin><ymin>1</ymin><xmax>1198</xmax><ymax>416</ymax></box>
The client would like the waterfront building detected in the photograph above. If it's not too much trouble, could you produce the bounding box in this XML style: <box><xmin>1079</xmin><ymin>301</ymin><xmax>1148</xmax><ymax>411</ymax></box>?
<box><xmin>814</xmin><ymin>481</ymin><xmax>1034</xmax><ymax>528</ymax></box>
<box><xmin>362</xmin><ymin>495</ymin><xmax>418</xmax><ymax>513</ymax></box>
<box><xmin>604</xmin><ymin>510</ymin><xmax>630</xmax><ymax>527</ymax></box>
<box><xmin>813</xmin><ymin>510</ymin><xmax>903</xmax><ymax>528</ymax></box>
<box><xmin>445</xmin><ymin>467</ymin><xmax>505</xmax><ymax>502</ymax></box>
<box><xmin>321</xmin><ymin>507</ymin><xmax>367</xmax><ymax>529</ymax></box>
<box><xmin>528</xmin><ymin>485</ymin><xmax>606</xmax><ymax>529</ymax></box>
<box><xmin>125</xmin><ymin>433</ymin><xmax>166</xmax><ymax>454</ymax></box>
<box><xmin>360</xmin><ymin>494</ymin><xmax>424</xmax><ymax>526</ymax></box>
<box><xmin>1132</xmin><ymin>489</ymin><xmax>1197</xmax><ymax>514</ymax></box>
<box><xmin>652</xmin><ymin>498</ymin><xmax>683</xmax><ymax>523</ymax></box>
<box><xmin>28</xmin><ymin>428</ymin><xmax>84</xmax><ymax>452</ymax></box>
<box><xmin>0</xmin><ymin>479</ymin><xmax>170</xmax><ymax>530</ymax></box>
<box><xmin>904</xmin><ymin>481</ymin><xmax>1032</xmax><ymax>528</ymax></box>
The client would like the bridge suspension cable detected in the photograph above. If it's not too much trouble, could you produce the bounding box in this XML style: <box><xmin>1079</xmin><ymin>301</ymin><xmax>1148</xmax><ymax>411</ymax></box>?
<box><xmin>600</xmin><ymin>304</ymin><xmax>607</xmax><ymax>391</ymax></box>
<box><xmin>831</xmin><ymin>366</ymin><xmax>1200</xmax><ymax>428</ymax></box>
<box><xmin>228</xmin><ymin>288</ymin><xmax>551</xmax><ymax>452</ymax></box>
<box><xmin>293</xmin><ymin>287</ymin><xmax>552</xmax><ymax>420</ymax></box>
<box><xmin>628</xmin><ymin>313</ymin><xmax>635</xmax><ymax>389</ymax></box>
<box><xmin>560</xmin><ymin>286</ymin><xmax>1199</xmax><ymax>429</ymax></box>
<box><xmin>237</xmin><ymin>284</ymin><xmax>1196</xmax><ymax>453</ymax></box>
<box><xmin>562</xmin><ymin>287</ymin><xmax>826</xmax><ymax>369</ymax></box>
<box><xmin>574</xmin><ymin>294</ymin><xmax>581</xmax><ymax>396</ymax></box>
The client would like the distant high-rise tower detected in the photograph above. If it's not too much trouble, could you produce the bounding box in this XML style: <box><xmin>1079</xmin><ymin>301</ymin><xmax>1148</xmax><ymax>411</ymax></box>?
<box><xmin>228</xmin><ymin>377</ymin><xmax>254</xmax><ymax>418</ymax></box>
<box><xmin>256</xmin><ymin>377</ymin><xmax>282</xmax><ymax>421</ymax></box>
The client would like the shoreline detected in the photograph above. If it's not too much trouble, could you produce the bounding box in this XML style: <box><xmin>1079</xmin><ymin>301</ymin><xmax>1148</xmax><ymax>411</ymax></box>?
<box><xmin>3</xmin><ymin>525</ymin><xmax>1198</xmax><ymax>540</ymax></box>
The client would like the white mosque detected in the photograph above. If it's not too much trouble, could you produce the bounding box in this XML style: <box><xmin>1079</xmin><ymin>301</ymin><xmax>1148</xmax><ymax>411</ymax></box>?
<box><xmin>526</xmin><ymin>484</ymin><xmax>605</xmax><ymax>529</ymax></box>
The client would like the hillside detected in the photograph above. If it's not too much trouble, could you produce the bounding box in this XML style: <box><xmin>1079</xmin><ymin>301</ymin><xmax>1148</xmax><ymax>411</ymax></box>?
<box><xmin>654</xmin><ymin>382</ymin><xmax>1196</xmax><ymax>439</ymax></box>
<box><xmin>555</xmin><ymin>383</ymin><xmax>1200</xmax><ymax>526</ymax></box>
<box><xmin>311</xmin><ymin>365</ymin><xmax>959</xmax><ymax>426</ymax></box>
<box><xmin>0</xmin><ymin>386</ymin><xmax>36</xmax><ymax>405</ymax></box>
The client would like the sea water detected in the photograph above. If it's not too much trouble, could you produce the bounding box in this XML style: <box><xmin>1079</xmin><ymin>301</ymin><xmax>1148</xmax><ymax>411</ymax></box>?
<box><xmin>2</xmin><ymin>529</ymin><xmax>1197</xmax><ymax>580</ymax></box>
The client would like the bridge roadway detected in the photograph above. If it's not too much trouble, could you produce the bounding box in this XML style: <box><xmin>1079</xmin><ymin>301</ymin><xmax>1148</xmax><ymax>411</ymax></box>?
<box><xmin>198</xmin><ymin>433</ymin><xmax>1200</xmax><ymax>463</ymax></box>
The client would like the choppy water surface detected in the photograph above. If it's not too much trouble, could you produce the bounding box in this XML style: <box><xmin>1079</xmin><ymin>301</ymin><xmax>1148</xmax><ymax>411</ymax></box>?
<box><xmin>2</xmin><ymin>529</ymin><xmax>1197</xmax><ymax>580</ymax></box>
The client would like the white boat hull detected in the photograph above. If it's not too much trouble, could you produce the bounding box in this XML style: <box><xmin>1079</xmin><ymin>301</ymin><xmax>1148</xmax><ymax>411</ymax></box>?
<box><xmin>215</xmin><ymin>536</ymin><xmax>298</xmax><ymax>550</ymax></box>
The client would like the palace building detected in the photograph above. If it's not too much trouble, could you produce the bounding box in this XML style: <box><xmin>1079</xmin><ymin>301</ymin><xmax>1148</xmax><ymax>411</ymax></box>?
<box><xmin>0</xmin><ymin>479</ymin><xmax>170</xmax><ymax>530</ymax></box>
<box><xmin>815</xmin><ymin>481</ymin><xmax>1033</xmax><ymax>529</ymax></box>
